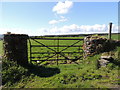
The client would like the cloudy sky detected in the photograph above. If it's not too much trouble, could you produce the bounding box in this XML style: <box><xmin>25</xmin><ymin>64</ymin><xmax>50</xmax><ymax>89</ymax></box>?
<box><xmin>0</xmin><ymin>0</ymin><xmax>119</xmax><ymax>36</ymax></box>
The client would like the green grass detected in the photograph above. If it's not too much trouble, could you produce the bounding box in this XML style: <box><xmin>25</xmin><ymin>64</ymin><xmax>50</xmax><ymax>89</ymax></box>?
<box><xmin>1</xmin><ymin>34</ymin><xmax>120</xmax><ymax>88</ymax></box>
<box><xmin>111</xmin><ymin>34</ymin><xmax>120</xmax><ymax>40</ymax></box>
<box><xmin>104</xmin><ymin>33</ymin><xmax>120</xmax><ymax>40</ymax></box>
<box><xmin>13</xmin><ymin>51</ymin><xmax>119</xmax><ymax>88</ymax></box>
<box><xmin>0</xmin><ymin>40</ymin><xmax>3</xmax><ymax>56</ymax></box>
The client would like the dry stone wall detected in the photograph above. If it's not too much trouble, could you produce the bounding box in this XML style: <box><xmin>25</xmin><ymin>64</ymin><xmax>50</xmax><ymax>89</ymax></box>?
<box><xmin>83</xmin><ymin>35</ymin><xmax>120</xmax><ymax>58</ymax></box>
<box><xmin>3</xmin><ymin>33</ymin><xmax>29</xmax><ymax>65</ymax></box>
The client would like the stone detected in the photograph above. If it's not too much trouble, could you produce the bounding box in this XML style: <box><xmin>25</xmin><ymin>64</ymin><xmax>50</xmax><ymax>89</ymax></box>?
<box><xmin>98</xmin><ymin>55</ymin><xmax>114</xmax><ymax>68</ymax></box>
<box><xmin>0</xmin><ymin>56</ymin><xmax>2</xmax><ymax>60</ymax></box>
<box><xmin>86</xmin><ymin>41</ymin><xmax>91</xmax><ymax>45</ymax></box>
<box><xmin>100</xmin><ymin>56</ymin><xmax>114</xmax><ymax>62</ymax></box>
<box><xmin>100</xmin><ymin>56</ymin><xmax>112</xmax><ymax>59</ymax></box>
<box><xmin>98</xmin><ymin>59</ymin><xmax>109</xmax><ymax>67</ymax></box>
<box><xmin>83</xmin><ymin>35</ymin><xmax>110</xmax><ymax>57</ymax></box>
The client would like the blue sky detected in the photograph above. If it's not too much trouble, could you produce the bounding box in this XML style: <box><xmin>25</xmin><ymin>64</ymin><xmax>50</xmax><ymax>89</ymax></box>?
<box><xmin>0</xmin><ymin>1</ymin><xmax>118</xmax><ymax>35</ymax></box>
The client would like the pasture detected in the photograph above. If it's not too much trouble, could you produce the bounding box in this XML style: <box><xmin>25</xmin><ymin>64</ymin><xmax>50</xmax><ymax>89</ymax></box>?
<box><xmin>1</xmin><ymin>33</ymin><xmax>120</xmax><ymax>88</ymax></box>
<box><xmin>0</xmin><ymin>40</ymin><xmax>3</xmax><ymax>56</ymax></box>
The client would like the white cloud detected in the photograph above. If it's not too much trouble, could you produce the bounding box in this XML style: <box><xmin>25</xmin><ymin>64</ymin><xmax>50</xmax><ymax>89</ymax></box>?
<box><xmin>0</xmin><ymin>27</ymin><xmax>35</xmax><ymax>36</ymax></box>
<box><xmin>112</xmin><ymin>24</ymin><xmax>118</xmax><ymax>32</ymax></box>
<box><xmin>58</xmin><ymin>18</ymin><xmax>67</xmax><ymax>22</ymax></box>
<box><xmin>49</xmin><ymin>20</ymin><xmax>58</xmax><ymax>24</ymax></box>
<box><xmin>60</xmin><ymin>16</ymin><xmax>65</xmax><ymax>19</ymax></box>
<box><xmin>52</xmin><ymin>1</ymin><xmax>73</xmax><ymax>14</ymax></box>
<box><xmin>38</xmin><ymin>24</ymin><xmax>118</xmax><ymax>35</ymax></box>
<box><xmin>49</xmin><ymin>17</ymin><xmax>68</xmax><ymax>25</ymax></box>
<box><xmin>0</xmin><ymin>24</ymin><xmax>118</xmax><ymax>36</ymax></box>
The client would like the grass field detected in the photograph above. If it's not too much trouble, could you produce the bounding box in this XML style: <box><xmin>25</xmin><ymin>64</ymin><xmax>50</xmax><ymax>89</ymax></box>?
<box><xmin>1</xmin><ymin>34</ymin><xmax>120</xmax><ymax>88</ymax></box>
<box><xmin>14</xmin><ymin>52</ymin><xmax>119</xmax><ymax>88</ymax></box>
<box><xmin>0</xmin><ymin>40</ymin><xmax>3</xmax><ymax>56</ymax></box>
<box><xmin>105</xmin><ymin>33</ymin><xmax>119</xmax><ymax>40</ymax></box>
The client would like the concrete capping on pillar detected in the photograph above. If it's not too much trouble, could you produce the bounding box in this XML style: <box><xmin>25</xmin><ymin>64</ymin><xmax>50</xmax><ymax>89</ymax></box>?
<box><xmin>3</xmin><ymin>33</ymin><xmax>29</xmax><ymax>65</ymax></box>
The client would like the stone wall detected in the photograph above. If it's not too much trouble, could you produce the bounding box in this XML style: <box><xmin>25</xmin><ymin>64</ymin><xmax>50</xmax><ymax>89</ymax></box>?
<box><xmin>3</xmin><ymin>33</ymin><xmax>29</xmax><ymax>65</ymax></box>
<box><xmin>83</xmin><ymin>35</ymin><xmax>120</xmax><ymax>58</ymax></box>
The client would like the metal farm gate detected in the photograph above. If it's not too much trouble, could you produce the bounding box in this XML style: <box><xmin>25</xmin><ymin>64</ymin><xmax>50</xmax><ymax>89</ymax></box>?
<box><xmin>28</xmin><ymin>36</ymin><xmax>83</xmax><ymax>65</ymax></box>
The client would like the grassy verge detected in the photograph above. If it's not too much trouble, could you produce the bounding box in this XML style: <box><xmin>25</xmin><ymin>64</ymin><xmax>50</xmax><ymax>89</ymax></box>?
<box><xmin>3</xmin><ymin>46</ymin><xmax>119</xmax><ymax>88</ymax></box>
<box><xmin>12</xmin><ymin>50</ymin><xmax>119</xmax><ymax>88</ymax></box>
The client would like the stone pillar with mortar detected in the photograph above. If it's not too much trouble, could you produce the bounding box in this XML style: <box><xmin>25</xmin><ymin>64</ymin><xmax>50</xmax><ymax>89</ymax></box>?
<box><xmin>3</xmin><ymin>33</ymin><xmax>29</xmax><ymax>65</ymax></box>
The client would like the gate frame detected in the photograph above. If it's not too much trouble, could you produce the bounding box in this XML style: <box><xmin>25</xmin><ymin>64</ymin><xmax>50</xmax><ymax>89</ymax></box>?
<box><xmin>29</xmin><ymin>36</ymin><xmax>84</xmax><ymax>65</ymax></box>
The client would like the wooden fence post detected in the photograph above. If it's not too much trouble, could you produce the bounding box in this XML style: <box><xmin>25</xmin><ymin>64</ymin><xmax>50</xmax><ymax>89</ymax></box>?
<box><xmin>108</xmin><ymin>22</ymin><xmax>112</xmax><ymax>40</ymax></box>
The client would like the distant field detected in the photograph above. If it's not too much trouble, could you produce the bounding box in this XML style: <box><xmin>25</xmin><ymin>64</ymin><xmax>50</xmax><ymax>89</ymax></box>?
<box><xmin>104</xmin><ymin>33</ymin><xmax>120</xmax><ymax>40</ymax></box>
<box><xmin>111</xmin><ymin>34</ymin><xmax>120</xmax><ymax>40</ymax></box>
<box><xmin>0</xmin><ymin>40</ymin><xmax>3</xmax><ymax>56</ymax></box>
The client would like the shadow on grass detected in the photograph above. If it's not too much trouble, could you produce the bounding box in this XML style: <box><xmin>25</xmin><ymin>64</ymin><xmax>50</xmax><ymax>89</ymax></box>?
<box><xmin>109</xmin><ymin>58</ymin><xmax>120</xmax><ymax>67</ymax></box>
<box><xmin>2</xmin><ymin>58</ymin><xmax>60</xmax><ymax>87</ymax></box>
<box><xmin>24</xmin><ymin>64</ymin><xmax>60</xmax><ymax>77</ymax></box>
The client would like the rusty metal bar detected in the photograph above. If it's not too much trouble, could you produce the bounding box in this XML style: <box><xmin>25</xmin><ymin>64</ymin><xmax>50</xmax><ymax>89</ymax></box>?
<box><xmin>60</xmin><ymin>40</ymin><xmax>81</xmax><ymax>52</ymax></box>
<box><xmin>31</xmin><ymin>52</ymin><xmax>55</xmax><ymax>54</ymax></box>
<box><xmin>31</xmin><ymin>58</ymin><xmax>83</xmax><ymax>61</ymax></box>
<box><xmin>31</xmin><ymin>45</ymin><xmax>83</xmax><ymax>47</ymax></box>
<box><xmin>31</xmin><ymin>52</ymin><xmax>83</xmax><ymax>54</ymax></box>
<box><xmin>28</xmin><ymin>38</ymin><xmax>32</xmax><ymax>64</ymax></box>
<box><xmin>30</xmin><ymin>37</ymin><xmax>83</xmax><ymax>40</ymax></box>
<box><xmin>59</xmin><ymin>52</ymin><xmax>70</xmax><ymax>60</ymax></box>
<box><xmin>31</xmin><ymin>38</ymin><xmax>57</xmax><ymax>52</ymax></box>
<box><xmin>45</xmin><ymin>53</ymin><xmax>57</xmax><ymax>61</ymax></box>
<box><xmin>57</xmin><ymin>38</ymin><xmax>59</xmax><ymax>65</ymax></box>
<box><xmin>30</xmin><ymin>54</ymin><xmax>56</xmax><ymax>59</ymax></box>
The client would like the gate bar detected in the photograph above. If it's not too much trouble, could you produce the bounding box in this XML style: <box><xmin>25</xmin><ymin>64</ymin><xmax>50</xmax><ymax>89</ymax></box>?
<box><xmin>60</xmin><ymin>40</ymin><xmax>81</xmax><ymax>52</ymax></box>
<box><xmin>57</xmin><ymin>38</ymin><xmax>59</xmax><ymax>65</ymax></box>
<box><xmin>31</xmin><ymin>38</ymin><xmax>57</xmax><ymax>52</ymax></box>
<box><xmin>31</xmin><ymin>56</ymin><xmax>83</xmax><ymax>61</ymax></box>
<box><xmin>31</xmin><ymin>45</ymin><xmax>83</xmax><ymax>47</ymax></box>
<box><xmin>31</xmin><ymin>52</ymin><xmax>83</xmax><ymax>54</ymax></box>
<box><xmin>28</xmin><ymin>38</ymin><xmax>32</xmax><ymax>64</ymax></box>
<box><xmin>30</xmin><ymin>37</ymin><xmax>83</xmax><ymax>40</ymax></box>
